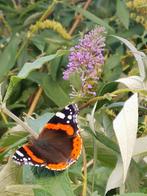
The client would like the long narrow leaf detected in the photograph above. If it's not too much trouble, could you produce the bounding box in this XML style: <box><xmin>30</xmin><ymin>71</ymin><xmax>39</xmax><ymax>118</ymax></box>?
<box><xmin>113</xmin><ymin>93</ymin><xmax>138</xmax><ymax>182</ymax></box>
<box><xmin>113</xmin><ymin>36</ymin><xmax>146</xmax><ymax>80</ymax></box>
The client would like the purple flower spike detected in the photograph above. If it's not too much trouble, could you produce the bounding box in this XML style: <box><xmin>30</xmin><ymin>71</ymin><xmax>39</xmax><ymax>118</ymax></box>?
<box><xmin>63</xmin><ymin>26</ymin><xmax>106</xmax><ymax>96</ymax></box>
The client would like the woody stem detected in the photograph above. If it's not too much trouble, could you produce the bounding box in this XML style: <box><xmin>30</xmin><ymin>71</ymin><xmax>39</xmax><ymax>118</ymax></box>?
<box><xmin>0</xmin><ymin>104</ymin><xmax>38</xmax><ymax>139</ymax></box>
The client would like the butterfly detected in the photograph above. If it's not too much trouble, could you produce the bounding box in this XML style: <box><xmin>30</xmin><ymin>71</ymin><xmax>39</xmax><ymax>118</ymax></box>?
<box><xmin>12</xmin><ymin>104</ymin><xmax>82</xmax><ymax>171</ymax></box>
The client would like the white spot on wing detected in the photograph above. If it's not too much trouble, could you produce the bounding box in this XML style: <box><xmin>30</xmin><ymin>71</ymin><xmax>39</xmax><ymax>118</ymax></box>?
<box><xmin>67</xmin><ymin>115</ymin><xmax>72</xmax><ymax>120</ymax></box>
<box><xmin>23</xmin><ymin>158</ymin><xmax>27</xmax><ymax>161</ymax></box>
<box><xmin>56</xmin><ymin>112</ymin><xmax>65</xmax><ymax>119</ymax></box>
<box><xmin>65</xmin><ymin>106</ymin><xmax>69</xmax><ymax>110</ymax></box>
<box><xmin>16</xmin><ymin>150</ymin><xmax>24</xmax><ymax>157</ymax></box>
<box><xmin>67</xmin><ymin>120</ymin><xmax>70</xmax><ymax>123</ymax></box>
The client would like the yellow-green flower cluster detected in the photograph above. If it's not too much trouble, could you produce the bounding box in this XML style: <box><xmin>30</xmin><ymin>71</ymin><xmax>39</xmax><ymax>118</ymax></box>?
<box><xmin>105</xmin><ymin>109</ymin><xmax>116</xmax><ymax>118</ymax></box>
<box><xmin>126</xmin><ymin>0</ymin><xmax>147</xmax><ymax>29</ymax></box>
<box><xmin>27</xmin><ymin>19</ymin><xmax>71</xmax><ymax>40</ymax></box>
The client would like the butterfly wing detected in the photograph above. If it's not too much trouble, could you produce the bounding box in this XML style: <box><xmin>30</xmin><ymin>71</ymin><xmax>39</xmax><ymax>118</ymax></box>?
<box><xmin>47</xmin><ymin>104</ymin><xmax>79</xmax><ymax>133</ymax></box>
<box><xmin>13</xmin><ymin>104</ymin><xmax>82</xmax><ymax>171</ymax></box>
<box><xmin>13</xmin><ymin>145</ymin><xmax>45</xmax><ymax>167</ymax></box>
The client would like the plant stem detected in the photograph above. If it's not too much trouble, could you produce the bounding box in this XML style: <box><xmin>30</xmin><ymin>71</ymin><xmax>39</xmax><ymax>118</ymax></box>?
<box><xmin>79</xmin><ymin>88</ymin><xmax>147</xmax><ymax>110</ymax></box>
<box><xmin>82</xmin><ymin>146</ymin><xmax>87</xmax><ymax>196</ymax></box>
<box><xmin>1</xmin><ymin>105</ymin><xmax>38</xmax><ymax>139</ymax></box>
<box><xmin>112</xmin><ymin>88</ymin><xmax>147</xmax><ymax>96</ymax></box>
<box><xmin>27</xmin><ymin>87</ymin><xmax>43</xmax><ymax>116</ymax></box>
<box><xmin>91</xmin><ymin>139</ymin><xmax>97</xmax><ymax>193</ymax></box>
<box><xmin>0</xmin><ymin>111</ymin><xmax>8</xmax><ymax>124</ymax></box>
<box><xmin>68</xmin><ymin>0</ymin><xmax>92</xmax><ymax>35</ymax></box>
<box><xmin>39</xmin><ymin>0</ymin><xmax>57</xmax><ymax>22</ymax></box>
<box><xmin>79</xmin><ymin>94</ymin><xmax>108</xmax><ymax>110</ymax></box>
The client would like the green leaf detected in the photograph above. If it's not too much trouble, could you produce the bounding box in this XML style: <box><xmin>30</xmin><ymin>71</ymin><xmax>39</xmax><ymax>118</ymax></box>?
<box><xmin>50</xmin><ymin>56</ymin><xmax>62</xmax><ymax>80</ymax></box>
<box><xmin>83</xmin><ymin>126</ymin><xmax>119</xmax><ymax>153</ymax></box>
<box><xmin>23</xmin><ymin>165</ymin><xmax>35</xmax><ymax>184</ymax></box>
<box><xmin>34</xmin><ymin>171</ymin><xmax>75</xmax><ymax>196</ymax></box>
<box><xmin>27</xmin><ymin>112</ymin><xmax>54</xmax><ymax>133</ymax></box>
<box><xmin>18</xmin><ymin>50</ymin><xmax>67</xmax><ymax>79</ymax></box>
<box><xmin>104</xmin><ymin>54</ymin><xmax>121</xmax><ymax>70</ymax></box>
<box><xmin>98</xmin><ymin>82</ymin><xmax>118</xmax><ymax>95</ymax></box>
<box><xmin>103</xmin><ymin>54</ymin><xmax>122</xmax><ymax>82</ymax></box>
<box><xmin>126</xmin><ymin>162</ymin><xmax>140</xmax><ymax>192</ymax></box>
<box><xmin>0</xmin><ymin>157</ymin><xmax>22</xmax><ymax>194</ymax></box>
<box><xmin>28</xmin><ymin>72</ymin><xmax>70</xmax><ymax>106</ymax></box>
<box><xmin>75</xmin><ymin>7</ymin><xmax>114</xmax><ymax>32</ymax></box>
<box><xmin>31</xmin><ymin>35</ymin><xmax>46</xmax><ymax>52</ymax></box>
<box><xmin>102</xmin><ymin>113</ymin><xmax>114</xmax><ymax>138</ymax></box>
<box><xmin>34</xmin><ymin>187</ymin><xmax>52</xmax><ymax>196</ymax></box>
<box><xmin>42</xmin><ymin>75</ymin><xmax>70</xmax><ymax>107</ymax></box>
<box><xmin>4</xmin><ymin>185</ymin><xmax>38</xmax><ymax>196</ymax></box>
<box><xmin>88</xmin><ymin>166</ymin><xmax>111</xmax><ymax>195</ymax></box>
<box><xmin>0</xmin><ymin>35</ymin><xmax>21</xmax><ymax>82</ymax></box>
<box><xmin>0</xmin><ymin>130</ymin><xmax>27</xmax><ymax>148</ymax></box>
<box><xmin>28</xmin><ymin>72</ymin><xmax>47</xmax><ymax>84</ymax></box>
<box><xmin>0</xmin><ymin>135</ymin><xmax>27</xmax><ymax>161</ymax></box>
<box><xmin>116</xmin><ymin>0</ymin><xmax>130</xmax><ymax>29</ymax></box>
<box><xmin>18</xmin><ymin>54</ymin><xmax>57</xmax><ymax>79</ymax></box>
<box><xmin>97</xmin><ymin>144</ymin><xmax>117</xmax><ymax>168</ymax></box>
<box><xmin>3</xmin><ymin>76</ymin><xmax>21</xmax><ymax>102</ymax></box>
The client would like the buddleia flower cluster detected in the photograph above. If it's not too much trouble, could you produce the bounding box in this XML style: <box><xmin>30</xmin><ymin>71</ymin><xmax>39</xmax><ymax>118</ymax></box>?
<box><xmin>63</xmin><ymin>26</ymin><xmax>106</xmax><ymax>97</ymax></box>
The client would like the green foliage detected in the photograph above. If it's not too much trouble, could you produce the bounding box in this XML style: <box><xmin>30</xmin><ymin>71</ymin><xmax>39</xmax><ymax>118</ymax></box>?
<box><xmin>116</xmin><ymin>0</ymin><xmax>130</xmax><ymax>29</ymax></box>
<box><xmin>0</xmin><ymin>35</ymin><xmax>21</xmax><ymax>82</ymax></box>
<box><xmin>0</xmin><ymin>0</ymin><xmax>147</xmax><ymax>196</ymax></box>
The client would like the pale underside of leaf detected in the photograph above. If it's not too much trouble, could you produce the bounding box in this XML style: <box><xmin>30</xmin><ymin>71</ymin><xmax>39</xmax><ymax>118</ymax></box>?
<box><xmin>113</xmin><ymin>93</ymin><xmax>138</xmax><ymax>182</ymax></box>
<box><xmin>105</xmin><ymin>157</ymin><xmax>123</xmax><ymax>194</ymax></box>
<box><xmin>116</xmin><ymin>76</ymin><xmax>144</xmax><ymax>90</ymax></box>
<box><xmin>133</xmin><ymin>136</ymin><xmax>147</xmax><ymax>156</ymax></box>
<box><xmin>113</xmin><ymin>36</ymin><xmax>145</xmax><ymax>80</ymax></box>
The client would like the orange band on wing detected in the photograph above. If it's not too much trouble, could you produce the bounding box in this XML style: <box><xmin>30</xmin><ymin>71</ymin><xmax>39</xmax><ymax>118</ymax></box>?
<box><xmin>44</xmin><ymin>123</ymin><xmax>74</xmax><ymax>135</ymax></box>
<box><xmin>70</xmin><ymin>134</ymin><xmax>82</xmax><ymax>160</ymax></box>
<box><xmin>23</xmin><ymin>145</ymin><xmax>44</xmax><ymax>164</ymax></box>
<box><xmin>46</xmin><ymin>162</ymin><xmax>68</xmax><ymax>170</ymax></box>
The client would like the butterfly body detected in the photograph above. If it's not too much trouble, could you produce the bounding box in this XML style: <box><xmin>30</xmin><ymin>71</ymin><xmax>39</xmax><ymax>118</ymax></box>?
<box><xmin>13</xmin><ymin>104</ymin><xmax>82</xmax><ymax>171</ymax></box>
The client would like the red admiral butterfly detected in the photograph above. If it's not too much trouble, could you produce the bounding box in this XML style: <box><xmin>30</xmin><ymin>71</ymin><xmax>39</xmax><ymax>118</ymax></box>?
<box><xmin>13</xmin><ymin>104</ymin><xmax>82</xmax><ymax>171</ymax></box>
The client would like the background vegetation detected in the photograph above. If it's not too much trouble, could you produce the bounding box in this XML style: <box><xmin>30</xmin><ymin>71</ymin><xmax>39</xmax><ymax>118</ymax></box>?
<box><xmin>0</xmin><ymin>0</ymin><xmax>146</xmax><ymax>196</ymax></box>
